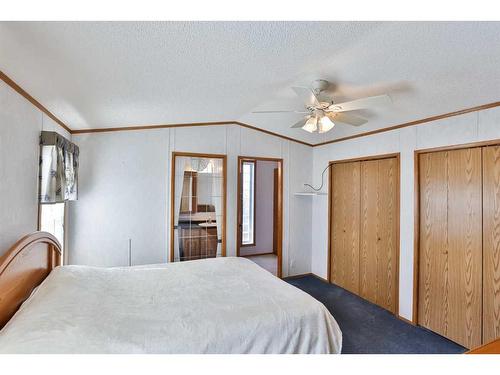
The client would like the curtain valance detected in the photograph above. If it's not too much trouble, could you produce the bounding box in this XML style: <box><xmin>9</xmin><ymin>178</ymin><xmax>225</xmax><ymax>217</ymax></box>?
<box><xmin>38</xmin><ymin>131</ymin><xmax>79</xmax><ymax>204</ymax></box>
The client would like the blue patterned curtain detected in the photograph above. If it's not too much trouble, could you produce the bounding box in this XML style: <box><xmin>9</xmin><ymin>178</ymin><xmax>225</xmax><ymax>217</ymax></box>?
<box><xmin>39</xmin><ymin>131</ymin><xmax>79</xmax><ymax>203</ymax></box>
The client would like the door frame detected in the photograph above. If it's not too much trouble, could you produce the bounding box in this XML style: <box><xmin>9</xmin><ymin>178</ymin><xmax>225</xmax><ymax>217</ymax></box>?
<box><xmin>236</xmin><ymin>156</ymin><xmax>283</xmax><ymax>278</ymax></box>
<box><xmin>412</xmin><ymin>138</ymin><xmax>500</xmax><ymax>325</ymax></box>
<box><xmin>170</xmin><ymin>151</ymin><xmax>227</xmax><ymax>262</ymax></box>
<box><xmin>327</xmin><ymin>152</ymin><xmax>401</xmax><ymax>315</ymax></box>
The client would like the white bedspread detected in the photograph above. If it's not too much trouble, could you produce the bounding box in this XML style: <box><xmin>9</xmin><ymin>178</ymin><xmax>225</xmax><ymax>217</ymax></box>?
<box><xmin>0</xmin><ymin>257</ymin><xmax>342</xmax><ymax>354</ymax></box>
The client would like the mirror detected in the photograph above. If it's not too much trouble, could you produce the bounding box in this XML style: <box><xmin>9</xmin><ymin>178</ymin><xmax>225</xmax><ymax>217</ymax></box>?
<box><xmin>171</xmin><ymin>153</ymin><xmax>226</xmax><ymax>262</ymax></box>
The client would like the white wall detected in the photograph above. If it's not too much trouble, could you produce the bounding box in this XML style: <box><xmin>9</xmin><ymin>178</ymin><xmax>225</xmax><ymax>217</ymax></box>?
<box><xmin>0</xmin><ymin>80</ymin><xmax>71</xmax><ymax>255</ymax></box>
<box><xmin>69</xmin><ymin>125</ymin><xmax>313</xmax><ymax>276</ymax></box>
<box><xmin>240</xmin><ymin>160</ymin><xmax>278</xmax><ymax>256</ymax></box>
<box><xmin>311</xmin><ymin>106</ymin><xmax>500</xmax><ymax>321</ymax></box>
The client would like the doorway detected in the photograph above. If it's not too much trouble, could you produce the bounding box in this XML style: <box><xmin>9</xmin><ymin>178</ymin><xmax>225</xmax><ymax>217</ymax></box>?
<box><xmin>237</xmin><ymin>156</ymin><xmax>283</xmax><ymax>277</ymax></box>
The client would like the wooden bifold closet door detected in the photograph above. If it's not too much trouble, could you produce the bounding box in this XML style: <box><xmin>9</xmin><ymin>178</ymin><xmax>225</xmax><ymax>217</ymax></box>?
<box><xmin>418</xmin><ymin>148</ymin><xmax>482</xmax><ymax>349</ymax></box>
<box><xmin>482</xmin><ymin>146</ymin><xmax>500</xmax><ymax>344</ymax></box>
<box><xmin>360</xmin><ymin>158</ymin><xmax>399</xmax><ymax>313</ymax></box>
<box><xmin>330</xmin><ymin>161</ymin><xmax>361</xmax><ymax>295</ymax></box>
<box><xmin>330</xmin><ymin>156</ymin><xmax>399</xmax><ymax>314</ymax></box>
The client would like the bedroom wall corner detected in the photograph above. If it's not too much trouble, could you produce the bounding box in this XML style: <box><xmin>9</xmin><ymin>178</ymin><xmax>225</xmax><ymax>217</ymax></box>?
<box><xmin>0</xmin><ymin>79</ymin><xmax>71</xmax><ymax>255</ymax></box>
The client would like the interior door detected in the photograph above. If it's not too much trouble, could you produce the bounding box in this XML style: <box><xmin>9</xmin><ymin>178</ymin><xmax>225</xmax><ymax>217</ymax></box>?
<box><xmin>482</xmin><ymin>145</ymin><xmax>500</xmax><ymax>344</ymax></box>
<box><xmin>418</xmin><ymin>148</ymin><xmax>482</xmax><ymax>349</ymax></box>
<box><xmin>359</xmin><ymin>157</ymin><xmax>398</xmax><ymax>313</ymax></box>
<box><xmin>330</xmin><ymin>161</ymin><xmax>361</xmax><ymax>294</ymax></box>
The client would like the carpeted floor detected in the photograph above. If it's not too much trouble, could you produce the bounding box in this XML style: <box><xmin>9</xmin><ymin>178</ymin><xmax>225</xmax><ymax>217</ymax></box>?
<box><xmin>285</xmin><ymin>275</ymin><xmax>466</xmax><ymax>354</ymax></box>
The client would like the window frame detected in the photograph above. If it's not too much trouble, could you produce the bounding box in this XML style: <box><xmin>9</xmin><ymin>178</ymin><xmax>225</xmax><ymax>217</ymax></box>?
<box><xmin>240</xmin><ymin>159</ymin><xmax>257</xmax><ymax>247</ymax></box>
<box><xmin>37</xmin><ymin>202</ymin><xmax>67</xmax><ymax>264</ymax></box>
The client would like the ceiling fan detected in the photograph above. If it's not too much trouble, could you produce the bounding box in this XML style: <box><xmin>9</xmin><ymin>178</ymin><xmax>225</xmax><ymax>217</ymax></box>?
<box><xmin>252</xmin><ymin>80</ymin><xmax>392</xmax><ymax>134</ymax></box>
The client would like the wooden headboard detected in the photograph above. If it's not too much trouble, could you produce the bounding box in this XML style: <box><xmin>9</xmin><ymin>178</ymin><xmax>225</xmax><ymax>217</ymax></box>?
<box><xmin>0</xmin><ymin>232</ymin><xmax>61</xmax><ymax>329</ymax></box>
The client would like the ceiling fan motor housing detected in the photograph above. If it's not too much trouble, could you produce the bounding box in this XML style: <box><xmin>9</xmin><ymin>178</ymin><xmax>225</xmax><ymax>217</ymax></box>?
<box><xmin>312</xmin><ymin>79</ymin><xmax>330</xmax><ymax>94</ymax></box>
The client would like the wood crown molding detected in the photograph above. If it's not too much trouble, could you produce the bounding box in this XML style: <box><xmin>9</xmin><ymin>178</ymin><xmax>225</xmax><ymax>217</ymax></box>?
<box><xmin>313</xmin><ymin>101</ymin><xmax>500</xmax><ymax>147</ymax></box>
<box><xmin>71</xmin><ymin>121</ymin><xmax>314</xmax><ymax>147</ymax></box>
<box><xmin>2</xmin><ymin>69</ymin><xmax>499</xmax><ymax>147</ymax></box>
<box><xmin>51</xmin><ymin>101</ymin><xmax>500</xmax><ymax>147</ymax></box>
<box><xmin>0</xmin><ymin>70</ymin><xmax>72</xmax><ymax>134</ymax></box>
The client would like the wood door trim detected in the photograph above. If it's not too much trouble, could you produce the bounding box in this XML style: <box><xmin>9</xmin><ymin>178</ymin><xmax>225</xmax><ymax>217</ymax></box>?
<box><xmin>328</xmin><ymin>153</ymin><xmax>401</xmax><ymax>315</ymax></box>
<box><xmin>169</xmin><ymin>152</ymin><xmax>227</xmax><ymax>262</ymax></box>
<box><xmin>413</xmin><ymin>137</ymin><xmax>500</xmax><ymax>325</ymax></box>
<box><xmin>236</xmin><ymin>156</ymin><xmax>283</xmax><ymax>278</ymax></box>
<box><xmin>327</xmin><ymin>152</ymin><xmax>401</xmax><ymax>165</ymax></box>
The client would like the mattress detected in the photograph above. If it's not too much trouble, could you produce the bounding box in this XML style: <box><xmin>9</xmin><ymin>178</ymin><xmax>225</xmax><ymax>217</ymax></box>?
<box><xmin>0</xmin><ymin>257</ymin><xmax>342</xmax><ymax>353</ymax></box>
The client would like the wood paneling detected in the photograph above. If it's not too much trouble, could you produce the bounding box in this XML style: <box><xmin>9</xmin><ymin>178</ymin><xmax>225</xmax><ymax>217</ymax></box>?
<box><xmin>482</xmin><ymin>146</ymin><xmax>500</xmax><ymax>344</ymax></box>
<box><xmin>418</xmin><ymin>148</ymin><xmax>482</xmax><ymax>349</ymax></box>
<box><xmin>360</xmin><ymin>158</ymin><xmax>398</xmax><ymax>313</ymax></box>
<box><xmin>330</xmin><ymin>161</ymin><xmax>361</xmax><ymax>294</ymax></box>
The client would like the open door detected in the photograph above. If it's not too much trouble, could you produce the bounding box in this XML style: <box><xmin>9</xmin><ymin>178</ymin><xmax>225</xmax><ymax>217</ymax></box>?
<box><xmin>237</xmin><ymin>157</ymin><xmax>283</xmax><ymax>277</ymax></box>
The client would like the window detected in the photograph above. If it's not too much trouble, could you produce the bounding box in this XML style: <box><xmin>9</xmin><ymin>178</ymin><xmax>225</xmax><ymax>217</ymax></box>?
<box><xmin>39</xmin><ymin>203</ymin><xmax>65</xmax><ymax>261</ymax></box>
<box><xmin>241</xmin><ymin>160</ymin><xmax>256</xmax><ymax>246</ymax></box>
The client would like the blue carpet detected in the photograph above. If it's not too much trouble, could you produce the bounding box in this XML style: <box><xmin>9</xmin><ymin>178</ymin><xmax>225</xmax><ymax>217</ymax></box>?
<box><xmin>285</xmin><ymin>275</ymin><xmax>466</xmax><ymax>354</ymax></box>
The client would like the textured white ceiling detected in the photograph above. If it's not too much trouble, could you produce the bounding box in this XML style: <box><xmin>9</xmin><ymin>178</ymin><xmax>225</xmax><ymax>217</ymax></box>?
<box><xmin>1</xmin><ymin>21</ymin><xmax>499</xmax><ymax>144</ymax></box>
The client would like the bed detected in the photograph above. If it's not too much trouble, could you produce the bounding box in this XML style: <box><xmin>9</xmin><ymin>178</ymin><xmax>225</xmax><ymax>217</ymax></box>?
<box><xmin>0</xmin><ymin>232</ymin><xmax>342</xmax><ymax>354</ymax></box>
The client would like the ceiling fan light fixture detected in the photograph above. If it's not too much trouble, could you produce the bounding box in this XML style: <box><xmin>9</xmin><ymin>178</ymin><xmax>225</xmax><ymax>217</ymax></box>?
<box><xmin>302</xmin><ymin>117</ymin><xmax>318</xmax><ymax>133</ymax></box>
<box><xmin>318</xmin><ymin>115</ymin><xmax>335</xmax><ymax>133</ymax></box>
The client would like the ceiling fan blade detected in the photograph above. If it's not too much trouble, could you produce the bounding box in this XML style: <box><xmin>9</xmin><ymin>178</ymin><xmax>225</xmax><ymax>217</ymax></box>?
<box><xmin>290</xmin><ymin>117</ymin><xmax>309</xmax><ymax>128</ymax></box>
<box><xmin>291</xmin><ymin>86</ymin><xmax>320</xmax><ymax>107</ymax></box>
<box><xmin>326</xmin><ymin>112</ymin><xmax>367</xmax><ymax>127</ymax></box>
<box><xmin>328</xmin><ymin>94</ymin><xmax>392</xmax><ymax>112</ymax></box>
<box><xmin>252</xmin><ymin>110</ymin><xmax>310</xmax><ymax>114</ymax></box>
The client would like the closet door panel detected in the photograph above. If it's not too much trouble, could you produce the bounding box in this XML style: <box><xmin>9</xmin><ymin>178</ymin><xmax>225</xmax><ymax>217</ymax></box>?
<box><xmin>447</xmin><ymin>148</ymin><xmax>482</xmax><ymax>349</ymax></box>
<box><xmin>330</xmin><ymin>161</ymin><xmax>360</xmax><ymax>294</ymax></box>
<box><xmin>360</xmin><ymin>158</ymin><xmax>398</xmax><ymax>313</ymax></box>
<box><xmin>360</xmin><ymin>160</ymin><xmax>379</xmax><ymax>304</ymax></box>
<box><xmin>483</xmin><ymin>145</ymin><xmax>500</xmax><ymax>344</ymax></box>
<box><xmin>376</xmin><ymin>157</ymin><xmax>398</xmax><ymax>312</ymax></box>
<box><xmin>418</xmin><ymin>148</ymin><xmax>482</xmax><ymax>349</ymax></box>
<box><xmin>418</xmin><ymin>152</ymin><xmax>448</xmax><ymax>335</ymax></box>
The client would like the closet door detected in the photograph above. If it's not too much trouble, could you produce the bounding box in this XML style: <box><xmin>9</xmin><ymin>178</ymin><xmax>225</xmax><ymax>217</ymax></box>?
<box><xmin>482</xmin><ymin>145</ymin><xmax>500</xmax><ymax>344</ymax></box>
<box><xmin>330</xmin><ymin>161</ymin><xmax>361</xmax><ymax>294</ymax></box>
<box><xmin>418</xmin><ymin>148</ymin><xmax>482</xmax><ymax>349</ymax></box>
<box><xmin>359</xmin><ymin>158</ymin><xmax>398</xmax><ymax>313</ymax></box>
